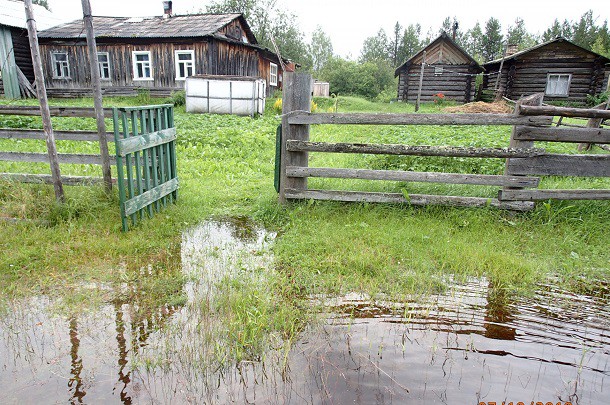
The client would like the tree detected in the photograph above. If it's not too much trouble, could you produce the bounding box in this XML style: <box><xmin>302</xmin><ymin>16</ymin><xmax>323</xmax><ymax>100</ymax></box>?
<box><xmin>572</xmin><ymin>10</ymin><xmax>598</xmax><ymax>50</ymax></box>
<box><xmin>464</xmin><ymin>22</ymin><xmax>484</xmax><ymax>63</ymax></box>
<box><xmin>319</xmin><ymin>57</ymin><xmax>395</xmax><ymax>99</ymax></box>
<box><xmin>359</xmin><ymin>29</ymin><xmax>391</xmax><ymax>63</ymax></box>
<box><xmin>397</xmin><ymin>24</ymin><xmax>422</xmax><ymax>65</ymax></box>
<box><xmin>20</xmin><ymin>0</ymin><xmax>50</xmax><ymax>10</ymax></box>
<box><xmin>542</xmin><ymin>19</ymin><xmax>572</xmax><ymax>42</ymax></box>
<box><xmin>506</xmin><ymin>18</ymin><xmax>537</xmax><ymax>50</ymax></box>
<box><xmin>308</xmin><ymin>26</ymin><xmax>333</xmax><ymax>73</ymax></box>
<box><xmin>206</xmin><ymin>0</ymin><xmax>307</xmax><ymax>63</ymax></box>
<box><xmin>482</xmin><ymin>17</ymin><xmax>503</xmax><ymax>61</ymax></box>
<box><xmin>391</xmin><ymin>22</ymin><xmax>403</xmax><ymax>66</ymax></box>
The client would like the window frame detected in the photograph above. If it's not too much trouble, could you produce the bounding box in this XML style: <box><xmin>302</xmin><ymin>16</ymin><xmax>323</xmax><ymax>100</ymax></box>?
<box><xmin>97</xmin><ymin>52</ymin><xmax>111</xmax><ymax>80</ymax></box>
<box><xmin>132</xmin><ymin>51</ymin><xmax>153</xmax><ymax>81</ymax></box>
<box><xmin>545</xmin><ymin>73</ymin><xmax>572</xmax><ymax>97</ymax></box>
<box><xmin>269</xmin><ymin>62</ymin><xmax>278</xmax><ymax>86</ymax></box>
<box><xmin>174</xmin><ymin>50</ymin><xmax>195</xmax><ymax>81</ymax></box>
<box><xmin>51</xmin><ymin>51</ymin><xmax>70</xmax><ymax>79</ymax></box>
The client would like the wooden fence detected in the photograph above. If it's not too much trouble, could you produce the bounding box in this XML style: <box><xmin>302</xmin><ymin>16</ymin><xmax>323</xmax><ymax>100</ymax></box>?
<box><xmin>0</xmin><ymin>105</ymin><xmax>115</xmax><ymax>185</ymax></box>
<box><xmin>278</xmin><ymin>72</ymin><xmax>610</xmax><ymax>210</ymax></box>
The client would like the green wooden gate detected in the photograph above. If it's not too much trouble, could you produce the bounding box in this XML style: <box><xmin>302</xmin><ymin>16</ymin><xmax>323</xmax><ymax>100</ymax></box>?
<box><xmin>113</xmin><ymin>105</ymin><xmax>178</xmax><ymax>231</ymax></box>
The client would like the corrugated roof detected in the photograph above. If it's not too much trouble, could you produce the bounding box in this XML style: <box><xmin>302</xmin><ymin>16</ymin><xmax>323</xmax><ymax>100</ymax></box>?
<box><xmin>483</xmin><ymin>37</ymin><xmax>610</xmax><ymax>66</ymax></box>
<box><xmin>38</xmin><ymin>13</ymin><xmax>247</xmax><ymax>40</ymax></box>
<box><xmin>0</xmin><ymin>0</ymin><xmax>62</xmax><ymax>30</ymax></box>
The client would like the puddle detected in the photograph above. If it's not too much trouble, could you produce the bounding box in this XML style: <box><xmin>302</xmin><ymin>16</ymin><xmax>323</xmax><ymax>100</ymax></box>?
<box><xmin>1</xmin><ymin>221</ymin><xmax>609</xmax><ymax>404</ymax></box>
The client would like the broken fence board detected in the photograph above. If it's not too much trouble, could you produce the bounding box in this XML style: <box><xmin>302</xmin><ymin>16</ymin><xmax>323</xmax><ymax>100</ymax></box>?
<box><xmin>499</xmin><ymin>189</ymin><xmax>610</xmax><ymax>201</ymax></box>
<box><xmin>287</xmin><ymin>112</ymin><xmax>552</xmax><ymax>126</ymax></box>
<box><xmin>508</xmin><ymin>154</ymin><xmax>610</xmax><ymax>177</ymax></box>
<box><xmin>284</xmin><ymin>188</ymin><xmax>535</xmax><ymax>211</ymax></box>
<box><xmin>0</xmin><ymin>129</ymin><xmax>114</xmax><ymax>142</ymax></box>
<box><xmin>287</xmin><ymin>140</ymin><xmax>546</xmax><ymax>158</ymax></box>
<box><xmin>514</xmin><ymin>126</ymin><xmax>610</xmax><ymax>144</ymax></box>
<box><xmin>287</xmin><ymin>166</ymin><xmax>540</xmax><ymax>187</ymax></box>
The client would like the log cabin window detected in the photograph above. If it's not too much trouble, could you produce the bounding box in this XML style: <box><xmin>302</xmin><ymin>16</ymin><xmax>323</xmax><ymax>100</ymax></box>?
<box><xmin>132</xmin><ymin>51</ymin><xmax>153</xmax><ymax>80</ymax></box>
<box><xmin>546</xmin><ymin>74</ymin><xmax>571</xmax><ymax>96</ymax></box>
<box><xmin>97</xmin><ymin>52</ymin><xmax>111</xmax><ymax>80</ymax></box>
<box><xmin>269</xmin><ymin>63</ymin><xmax>278</xmax><ymax>86</ymax></box>
<box><xmin>434</xmin><ymin>66</ymin><xmax>443</xmax><ymax>76</ymax></box>
<box><xmin>175</xmin><ymin>50</ymin><xmax>195</xmax><ymax>80</ymax></box>
<box><xmin>51</xmin><ymin>52</ymin><xmax>70</xmax><ymax>79</ymax></box>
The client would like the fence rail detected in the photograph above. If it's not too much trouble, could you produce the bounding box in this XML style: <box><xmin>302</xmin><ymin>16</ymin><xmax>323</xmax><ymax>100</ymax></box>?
<box><xmin>278</xmin><ymin>73</ymin><xmax>610</xmax><ymax>210</ymax></box>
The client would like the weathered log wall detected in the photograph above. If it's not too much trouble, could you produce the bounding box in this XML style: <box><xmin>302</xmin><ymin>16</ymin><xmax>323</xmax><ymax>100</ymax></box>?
<box><xmin>397</xmin><ymin>64</ymin><xmax>478</xmax><ymax>103</ymax></box>
<box><xmin>38</xmin><ymin>37</ymin><xmax>281</xmax><ymax>97</ymax></box>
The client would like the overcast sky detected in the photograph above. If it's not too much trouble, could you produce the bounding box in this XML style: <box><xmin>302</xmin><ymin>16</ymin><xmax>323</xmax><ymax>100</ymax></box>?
<box><xmin>45</xmin><ymin>0</ymin><xmax>608</xmax><ymax>58</ymax></box>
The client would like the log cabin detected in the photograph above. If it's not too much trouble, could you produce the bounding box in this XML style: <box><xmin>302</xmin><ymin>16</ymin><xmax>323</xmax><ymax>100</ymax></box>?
<box><xmin>36</xmin><ymin>3</ymin><xmax>292</xmax><ymax>97</ymax></box>
<box><xmin>0</xmin><ymin>0</ymin><xmax>60</xmax><ymax>98</ymax></box>
<box><xmin>395</xmin><ymin>31</ymin><xmax>484</xmax><ymax>103</ymax></box>
<box><xmin>482</xmin><ymin>37</ymin><xmax>610</xmax><ymax>104</ymax></box>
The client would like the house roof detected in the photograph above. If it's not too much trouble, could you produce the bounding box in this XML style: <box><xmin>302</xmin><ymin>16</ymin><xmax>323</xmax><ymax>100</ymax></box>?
<box><xmin>483</xmin><ymin>36</ymin><xmax>610</xmax><ymax>66</ymax></box>
<box><xmin>395</xmin><ymin>31</ymin><xmax>484</xmax><ymax>76</ymax></box>
<box><xmin>38</xmin><ymin>13</ymin><xmax>257</xmax><ymax>44</ymax></box>
<box><xmin>0</xmin><ymin>0</ymin><xmax>62</xmax><ymax>30</ymax></box>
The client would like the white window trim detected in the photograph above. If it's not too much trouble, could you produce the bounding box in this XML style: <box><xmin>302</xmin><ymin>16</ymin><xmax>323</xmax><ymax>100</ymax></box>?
<box><xmin>132</xmin><ymin>51</ymin><xmax>153</xmax><ymax>81</ymax></box>
<box><xmin>51</xmin><ymin>52</ymin><xmax>70</xmax><ymax>79</ymax></box>
<box><xmin>546</xmin><ymin>73</ymin><xmax>572</xmax><ymax>97</ymax></box>
<box><xmin>174</xmin><ymin>50</ymin><xmax>195</xmax><ymax>80</ymax></box>
<box><xmin>97</xmin><ymin>52</ymin><xmax>111</xmax><ymax>80</ymax></box>
<box><xmin>269</xmin><ymin>62</ymin><xmax>278</xmax><ymax>86</ymax></box>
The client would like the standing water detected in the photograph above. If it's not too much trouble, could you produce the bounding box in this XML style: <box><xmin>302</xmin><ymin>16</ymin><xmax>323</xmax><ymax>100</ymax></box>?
<box><xmin>0</xmin><ymin>219</ymin><xmax>608</xmax><ymax>404</ymax></box>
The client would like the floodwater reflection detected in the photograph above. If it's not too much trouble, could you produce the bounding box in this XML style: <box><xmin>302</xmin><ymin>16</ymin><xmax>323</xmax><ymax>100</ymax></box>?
<box><xmin>0</xmin><ymin>219</ymin><xmax>608</xmax><ymax>404</ymax></box>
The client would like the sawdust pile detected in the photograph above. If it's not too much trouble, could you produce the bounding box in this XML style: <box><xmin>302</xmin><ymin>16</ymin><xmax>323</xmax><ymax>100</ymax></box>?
<box><xmin>443</xmin><ymin>101</ymin><xmax>513</xmax><ymax>114</ymax></box>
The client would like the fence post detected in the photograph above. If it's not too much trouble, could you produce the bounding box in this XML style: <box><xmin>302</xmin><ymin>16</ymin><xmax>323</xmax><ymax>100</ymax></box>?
<box><xmin>24</xmin><ymin>0</ymin><xmax>64</xmax><ymax>201</ymax></box>
<box><xmin>82</xmin><ymin>0</ymin><xmax>112</xmax><ymax>192</ymax></box>
<box><xmin>279</xmin><ymin>72</ymin><xmax>312</xmax><ymax>204</ymax></box>
<box><xmin>501</xmin><ymin>92</ymin><xmax>545</xmax><ymax>200</ymax></box>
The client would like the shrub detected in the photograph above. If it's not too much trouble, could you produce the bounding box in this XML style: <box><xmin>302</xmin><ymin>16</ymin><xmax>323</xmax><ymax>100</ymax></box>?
<box><xmin>586</xmin><ymin>91</ymin><xmax>608</xmax><ymax>107</ymax></box>
<box><xmin>272</xmin><ymin>98</ymin><xmax>283</xmax><ymax>114</ymax></box>
<box><xmin>433</xmin><ymin>93</ymin><xmax>446</xmax><ymax>106</ymax></box>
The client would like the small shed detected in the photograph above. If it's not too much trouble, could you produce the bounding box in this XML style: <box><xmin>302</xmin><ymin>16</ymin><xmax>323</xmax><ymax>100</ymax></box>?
<box><xmin>482</xmin><ymin>37</ymin><xmax>610</xmax><ymax>104</ymax></box>
<box><xmin>0</xmin><ymin>0</ymin><xmax>60</xmax><ymax>98</ymax></box>
<box><xmin>313</xmin><ymin>80</ymin><xmax>330</xmax><ymax>97</ymax></box>
<box><xmin>395</xmin><ymin>31</ymin><xmax>484</xmax><ymax>103</ymax></box>
<box><xmin>36</xmin><ymin>6</ymin><xmax>292</xmax><ymax>97</ymax></box>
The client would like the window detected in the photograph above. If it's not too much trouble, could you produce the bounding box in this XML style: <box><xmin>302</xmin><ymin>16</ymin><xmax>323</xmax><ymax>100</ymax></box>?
<box><xmin>97</xmin><ymin>52</ymin><xmax>110</xmax><ymax>80</ymax></box>
<box><xmin>132</xmin><ymin>51</ymin><xmax>152</xmax><ymax>80</ymax></box>
<box><xmin>434</xmin><ymin>66</ymin><xmax>443</xmax><ymax>76</ymax></box>
<box><xmin>546</xmin><ymin>74</ymin><xmax>571</xmax><ymax>96</ymax></box>
<box><xmin>269</xmin><ymin>62</ymin><xmax>278</xmax><ymax>86</ymax></box>
<box><xmin>51</xmin><ymin>52</ymin><xmax>70</xmax><ymax>78</ymax></box>
<box><xmin>174</xmin><ymin>50</ymin><xmax>195</xmax><ymax>80</ymax></box>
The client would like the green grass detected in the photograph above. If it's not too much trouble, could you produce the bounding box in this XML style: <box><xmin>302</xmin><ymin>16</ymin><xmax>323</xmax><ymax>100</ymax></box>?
<box><xmin>1</xmin><ymin>95</ymin><xmax>609</xmax><ymax>367</ymax></box>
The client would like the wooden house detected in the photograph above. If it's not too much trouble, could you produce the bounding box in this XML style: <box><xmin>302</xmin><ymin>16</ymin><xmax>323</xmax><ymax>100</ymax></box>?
<box><xmin>482</xmin><ymin>37</ymin><xmax>610</xmax><ymax>104</ymax></box>
<box><xmin>36</xmin><ymin>7</ymin><xmax>292</xmax><ymax>97</ymax></box>
<box><xmin>0</xmin><ymin>0</ymin><xmax>60</xmax><ymax>98</ymax></box>
<box><xmin>395</xmin><ymin>31</ymin><xmax>484</xmax><ymax>103</ymax></box>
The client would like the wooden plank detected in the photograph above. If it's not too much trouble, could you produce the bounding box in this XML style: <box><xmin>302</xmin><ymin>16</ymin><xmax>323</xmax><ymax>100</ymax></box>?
<box><xmin>115</xmin><ymin>128</ymin><xmax>177</xmax><ymax>156</ymax></box>
<box><xmin>0</xmin><ymin>151</ymin><xmax>117</xmax><ymax>165</ymax></box>
<box><xmin>0</xmin><ymin>105</ymin><xmax>113</xmax><ymax>118</ymax></box>
<box><xmin>0</xmin><ymin>129</ymin><xmax>114</xmax><ymax>142</ymax></box>
<box><xmin>284</xmin><ymin>188</ymin><xmax>535</xmax><ymax>211</ymax></box>
<box><xmin>124</xmin><ymin>178</ymin><xmax>179</xmax><ymax>216</ymax></box>
<box><xmin>287</xmin><ymin>112</ymin><xmax>552</xmax><ymax>126</ymax></box>
<box><xmin>287</xmin><ymin>166</ymin><xmax>540</xmax><ymax>187</ymax></box>
<box><xmin>499</xmin><ymin>189</ymin><xmax>610</xmax><ymax>201</ymax></box>
<box><xmin>519</xmin><ymin>105</ymin><xmax>610</xmax><ymax>120</ymax></box>
<box><xmin>0</xmin><ymin>172</ymin><xmax>114</xmax><ymax>186</ymax></box>
<box><xmin>514</xmin><ymin>126</ymin><xmax>610</xmax><ymax>144</ymax></box>
<box><xmin>508</xmin><ymin>155</ymin><xmax>610</xmax><ymax>177</ymax></box>
<box><xmin>287</xmin><ymin>141</ymin><xmax>546</xmax><ymax>158</ymax></box>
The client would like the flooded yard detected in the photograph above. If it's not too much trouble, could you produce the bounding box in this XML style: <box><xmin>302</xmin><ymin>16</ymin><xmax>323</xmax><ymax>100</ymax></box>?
<box><xmin>1</xmin><ymin>219</ymin><xmax>608</xmax><ymax>404</ymax></box>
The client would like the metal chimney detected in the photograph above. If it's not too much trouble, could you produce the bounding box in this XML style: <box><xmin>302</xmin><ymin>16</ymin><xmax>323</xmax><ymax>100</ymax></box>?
<box><xmin>162</xmin><ymin>1</ymin><xmax>173</xmax><ymax>18</ymax></box>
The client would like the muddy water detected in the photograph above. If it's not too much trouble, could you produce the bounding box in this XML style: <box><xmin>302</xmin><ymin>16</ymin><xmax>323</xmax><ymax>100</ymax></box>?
<box><xmin>1</xmin><ymin>219</ymin><xmax>609</xmax><ymax>404</ymax></box>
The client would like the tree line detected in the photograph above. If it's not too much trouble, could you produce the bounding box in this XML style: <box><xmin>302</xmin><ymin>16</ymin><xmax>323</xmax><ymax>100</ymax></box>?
<box><xmin>208</xmin><ymin>1</ymin><xmax>608</xmax><ymax>100</ymax></box>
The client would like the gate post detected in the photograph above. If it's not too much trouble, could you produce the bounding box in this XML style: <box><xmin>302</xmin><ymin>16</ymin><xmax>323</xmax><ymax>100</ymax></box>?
<box><xmin>279</xmin><ymin>72</ymin><xmax>312</xmax><ymax>204</ymax></box>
